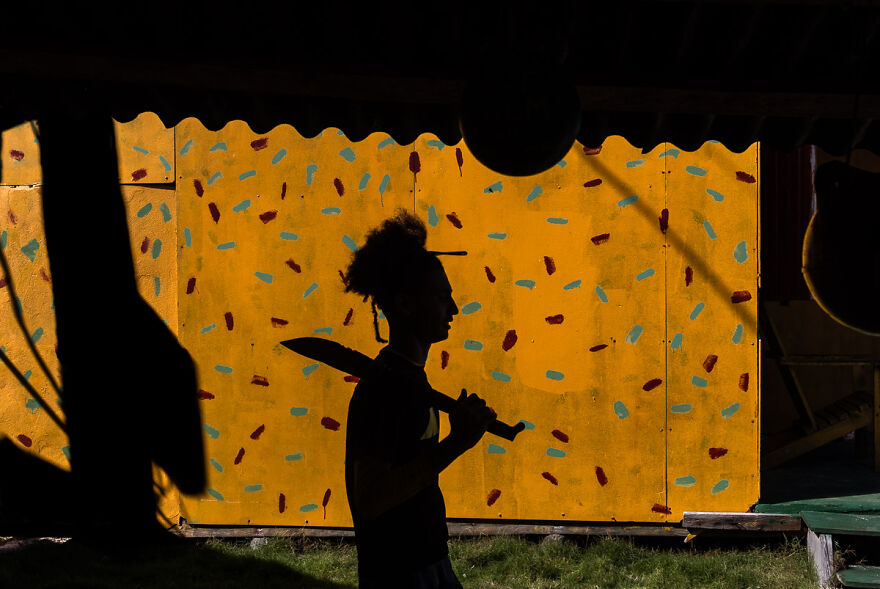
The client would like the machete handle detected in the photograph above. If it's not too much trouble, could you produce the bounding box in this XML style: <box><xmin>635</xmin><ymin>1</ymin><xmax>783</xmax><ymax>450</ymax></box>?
<box><xmin>431</xmin><ymin>390</ymin><xmax>526</xmax><ymax>441</ymax></box>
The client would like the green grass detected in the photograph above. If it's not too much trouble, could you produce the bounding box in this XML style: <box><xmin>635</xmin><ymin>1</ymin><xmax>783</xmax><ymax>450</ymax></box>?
<box><xmin>0</xmin><ymin>534</ymin><xmax>816</xmax><ymax>588</ymax></box>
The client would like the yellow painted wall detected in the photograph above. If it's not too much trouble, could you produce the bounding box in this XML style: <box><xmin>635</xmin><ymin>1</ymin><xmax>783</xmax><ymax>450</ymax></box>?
<box><xmin>0</xmin><ymin>113</ymin><xmax>758</xmax><ymax>527</ymax></box>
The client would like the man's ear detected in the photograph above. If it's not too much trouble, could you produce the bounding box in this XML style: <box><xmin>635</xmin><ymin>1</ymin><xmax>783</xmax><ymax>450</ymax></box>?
<box><xmin>390</xmin><ymin>292</ymin><xmax>414</xmax><ymax>317</ymax></box>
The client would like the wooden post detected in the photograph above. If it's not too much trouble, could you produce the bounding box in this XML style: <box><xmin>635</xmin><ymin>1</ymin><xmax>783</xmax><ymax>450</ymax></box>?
<box><xmin>806</xmin><ymin>528</ymin><xmax>834</xmax><ymax>589</ymax></box>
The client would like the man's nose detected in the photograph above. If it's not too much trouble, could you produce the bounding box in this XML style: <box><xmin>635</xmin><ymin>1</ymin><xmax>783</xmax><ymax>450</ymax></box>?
<box><xmin>450</xmin><ymin>298</ymin><xmax>459</xmax><ymax>316</ymax></box>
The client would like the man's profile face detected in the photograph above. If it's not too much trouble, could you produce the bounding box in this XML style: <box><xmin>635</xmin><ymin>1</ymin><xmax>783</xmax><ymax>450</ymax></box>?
<box><xmin>410</xmin><ymin>266</ymin><xmax>459</xmax><ymax>345</ymax></box>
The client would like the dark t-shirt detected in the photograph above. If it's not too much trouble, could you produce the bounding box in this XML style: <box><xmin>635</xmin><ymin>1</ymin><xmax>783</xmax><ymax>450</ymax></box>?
<box><xmin>344</xmin><ymin>347</ymin><xmax>449</xmax><ymax>583</ymax></box>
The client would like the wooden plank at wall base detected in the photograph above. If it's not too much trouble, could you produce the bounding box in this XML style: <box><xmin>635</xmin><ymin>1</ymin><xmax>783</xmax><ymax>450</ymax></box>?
<box><xmin>807</xmin><ymin>528</ymin><xmax>835</xmax><ymax>589</ymax></box>
<box><xmin>682</xmin><ymin>511</ymin><xmax>802</xmax><ymax>532</ymax></box>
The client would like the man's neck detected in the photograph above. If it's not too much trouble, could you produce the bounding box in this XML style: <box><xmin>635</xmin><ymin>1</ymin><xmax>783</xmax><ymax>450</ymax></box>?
<box><xmin>388</xmin><ymin>330</ymin><xmax>429</xmax><ymax>367</ymax></box>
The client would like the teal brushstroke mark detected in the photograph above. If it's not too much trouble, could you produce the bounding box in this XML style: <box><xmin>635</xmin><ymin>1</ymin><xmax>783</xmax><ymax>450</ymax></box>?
<box><xmin>427</xmin><ymin>205</ymin><xmax>439</xmax><ymax>227</ymax></box>
<box><xmin>62</xmin><ymin>446</ymin><xmax>71</xmax><ymax>460</ymax></box>
<box><xmin>625</xmin><ymin>325</ymin><xmax>643</xmax><ymax>344</ymax></box>
<box><xmin>217</xmin><ymin>241</ymin><xmax>235</xmax><ymax>250</ymax></box>
<box><xmin>133</xmin><ymin>145</ymin><xmax>149</xmax><ymax>155</ymax></box>
<box><xmin>487</xmin><ymin>232</ymin><xmax>507</xmax><ymax>240</ymax></box>
<box><xmin>342</xmin><ymin>235</ymin><xmax>358</xmax><ymax>252</ymax></box>
<box><xmin>290</xmin><ymin>407</ymin><xmax>308</xmax><ymax>416</ymax></box>
<box><xmin>595</xmin><ymin>285</ymin><xmax>608</xmax><ymax>303</ymax></box>
<box><xmin>519</xmin><ymin>420</ymin><xmax>536</xmax><ymax>430</ymax></box>
<box><xmin>207</xmin><ymin>488</ymin><xmax>224</xmax><ymax>501</ymax></box>
<box><xmin>306</xmin><ymin>163</ymin><xmax>318</xmax><ymax>185</ymax></box>
<box><xmin>154</xmin><ymin>277</ymin><xmax>161</xmax><ymax>297</ymax></box>
<box><xmin>461</xmin><ymin>302</ymin><xmax>482</xmax><ymax>315</ymax></box>
<box><xmin>337</xmin><ymin>130</ymin><xmax>344</xmax><ymax>135</ymax></box>
<box><xmin>214</xmin><ymin>365</ymin><xmax>233</xmax><ymax>374</ymax></box>
<box><xmin>670</xmin><ymin>404</ymin><xmax>693</xmax><ymax>414</ymax></box>
<box><xmin>159</xmin><ymin>155</ymin><xmax>172</xmax><ymax>172</ymax></box>
<box><xmin>618</xmin><ymin>195</ymin><xmax>638</xmax><ymax>207</ymax></box>
<box><xmin>614</xmin><ymin>401</ymin><xmax>629</xmax><ymax>419</ymax></box>
<box><xmin>484</xmin><ymin>181</ymin><xmax>503</xmax><ymax>193</ymax></box>
<box><xmin>546</xmin><ymin>448</ymin><xmax>567</xmax><ymax>457</ymax></box>
<box><xmin>302</xmin><ymin>363</ymin><xmax>320</xmax><ymax>378</ymax></box>
<box><xmin>706</xmin><ymin>188</ymin><xmax>724</xmax><ymax>202</ymax></box>
<box><xmin>1</xmin><ymin>230</ymin><xmax>7</xmax><ymax>249</ymax></box>
<box><xmin>658</xmin><ymin>148</ymin><xmax>680</xmax><ymax>158</ymax></box>
<box><xmin>300</xmin><ymin>503</ymin><xmax>319</xmax><ymax>513</ymax></box>
<box><xmin>203</xmin><ymin>424</ymin><xmax>220</xmax><ymax>439</ymax></box>
<box><xmin>137</xmin><ymin>203</ymin><xmax>153</xmax><ymax>217</ymax></box>
<box><xmin>244</xmin><ymin>484</ymin><xmax>263</xmax><ymax>493</ymax></box>
<box><xmin>675</xmin><ymin>475</ymin><xmax>697</xmax><ymax>487</ymax></box>
<box><xmin>14</xmin><ymin>297</ymin><xmax>22</xmax><ymax>314</ymax></box>
<box><xmin>178</xmin><ymin>139</ymin><xmax>193</xmax><ymax>156</ymax></box>
<box><xmin>20</xmin><ymin>239</ymin><xmax>39</xmax><ymax>262</ymax></box>
<box><xmin>377</xmin><ymin>137</ymin><xmax>395</xmax><ymax>148</ymax></box>
<box><xmin>487</xmin><ymin>444</ymin><xmax>506</xmax><ymax>454</ymax></box>
<box><xmin>563</xmin><ymin>280</ymin><xmax>581</xmax><ymax>290</ymax></box>
<box><xmin>160</xmin><ymin>202</ymin><xmax>172</xmax><ymax>222</ymax></box>
<box><xmin>734</xmin><ymin>241</ymin><xmax>748</xmax><ymax>263</ymax></box>
<box><xmin>20</xmin><ymin>370</ymin><xmax>31</xmax><ymax>384</ymax></box>
<box><xmin>280</xmin><ymin>232</ymin><xmax>298</xmax><ymax>241</ymax></box>
<box><xmin>51</xmin><ymin>298</ymin><xmax>54</xmax><ymax>310</ymax></box>
<box><xmin>491</xmin><ymin>372</ymin><xmax>511</xmax><ymax>382</ymax></box>
<box><xmin>25</xmin><ymin>398</ymin><xmax>41</xmax><ymax>413</ymax></box>
<box><xmin>378</xmin><ymin>310</ymin><xmax>386</xmax><ymax>320</ymax></box>
<box><xmin>636</xmin><ymin>268</ymin><xmax>655</xmax><ymax>281</ymax></box>
<box><xmin>626</xmin><ymin>160</ymin><xmax>645</xmax><ymax>168</ymax></box>
<box><xmin>670</xmin><ymin>333</ymin><xmax>683</xmax><ymax>350</ymax></box>
<box><xmin>692</xmin><ymin>376</ymin><xmax>708</xmax><ymax>388</ymax></box>
<box><xmin>526</xmin><ymin>185</ymin><xmax>542</xmax><ymax>202</ymax></box>
<box><xmin>255</xmin><ymin>272</ymin><xmax>273</xmax><ymax>284</ymax></box>
<box><xmin>285</xmin><ymin>452</ymin><xmax>303</xmax><ymax>460</ymax></box>
<box><xmin>708</xmin><ymin>140</ymin><xmax>720</xmax><ymax>143</ymax></box>
<box><xmin>515</xmin><ymin>280</ymin><xmax>536</xmax><ymax>290</ymax></box>
<box><xmin>711</xmin><ymin>480</ymin><xmax>730</xmax><ymax>495</ymax></box>
<box><xmin>201</xmin><ymin>324</ymin><xmax>216</xmax><ymax>334</ymax></box>
<box><xmin>732</xmin><ymin>324</ymin><xmax>744</xmax><ymax>344</ymax></box>
<box><xmin>313</xmin><ymin>327</ymin><xmax>333</xmax><ymax>335</ymax></box>
<box><xmin>686</xmin><ymin>165</ymin><xmax>708</xmax><ymax>176</ymax></box>
<box><xmin>464</xmin><ymin>340</ymin><xmax>483</xmax><ymax>351</ymax></box>
<box><xmin>690</xmin><ymin>302</ymin><xmax>705</xmax><ymax>320</ymax></box>
<box><xmin>321</xmin><ymin>207</ymin><xmax>342</xmax><ymax>215</ymax></box>
<box><xmin>233</xmin><ymin>199</ymin><xmax>251</xmax><ymax>212</ymax></box>
<box><xmin>272</xmin><ymin>148</ymin><xmax>287</xmax><ymax>164</ymax></box>
<box><xmin>545</xmin><ymin>370</ymin><xmax>565</xmax><ymax>381</ymax></box>
<box><xmin>210</xmin><ymin>458</ymin><xmax>223</xmax><ymax>473</ymax></box>
<box><xmin>338</xmin><ymin>147</ymin><xmax>356</xmax><ymax>162</ymax></box>
<box><xmin>303</xmin><ymin>282</ymin><xmax>318</xmax><ymax>297</ymax></box>
<box><xmin>239</xmin><ymin>170</ymin><xmax>256</xmax><ymax>181</ymax></box>
<box><xmin>151</xmin><ymin>239</ymin><xmax>162</xmax><ymax>259</ymax></box>
<box><xmin>378</xmin><ymin>174</ymin><xmax>391</xmax><ymax>200</ymax></box>
<box><xmin>207</xmin><ymin>172</ymin><xmax>222</xmax><ymax>185</ymax></box>
<box><xmin>547</xmin><ymin>217</ymin><xmax>568</xmax><ymax>224</ymax></box>
<box><xmin>721</xmin><ymin>403</ymin><xmax>741</xmax><ymax>419</ymax></box>
<box><xmin>31</xmin><ymin>327</ymin><xmax>43</xmax><ymax>343</ymax></box>
<box><xmin>557</xmin><ymin>159</ymin><xmax>567</xmax><ymax>168</ymax></box>
<box><xmin>704</xmin><ymin>220</ymin><xmax>717</xmax><ymax>239</ymax></box>
<box><xmin>359</xmin><ymin>173</ymin><xmax>371</xmax><ymax>190</ymax></box>
<box><xmin>184</xmin><ymin>228</ymin><xmax>192</xmax><ymax>247</ymax></box>
<box><xmin>426</xmin><ymin>139</ymin><xmax>445</xmax><ymax>151</ymax></box>
<box><xmin>209</xmin><ymin>142</ymin><xmax>227</xmax><ymax>152</ymax></box>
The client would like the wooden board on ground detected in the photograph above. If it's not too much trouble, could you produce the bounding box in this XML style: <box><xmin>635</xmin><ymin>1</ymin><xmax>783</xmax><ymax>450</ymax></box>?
<box><xmin>838</xmin><ymin>566</ymin><xmax>880</xmax><ymax>588</ymax></box>
<box><xmin>682</xmin><ymin>511</ymin><xmax>802</xmax><ymax>532</ymax></box>
<box><xmin>754</xmin><ymin>493</ymin><xmax>880</xmax><ymax>515</ymax></box>
<box><xmin>801</xmin><ymin>511</ymin><xmax>880</xmax><ymax>536</ymax></box>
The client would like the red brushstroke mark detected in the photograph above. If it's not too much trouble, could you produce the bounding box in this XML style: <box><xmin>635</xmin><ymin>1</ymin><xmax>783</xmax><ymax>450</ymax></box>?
<box><xmin>591</xmin><ymin>233</ymin><xmax>610</xmax><ymax>245</ymax></box>
<box><xmin>333</xmin><ymin>178</ymin><xmax>344</xmax><ymax>196</ymax></box>
<box><xmin>446</xmin><ymin>212</ymin><xmax>462</xmax><ymax>229</ymax></box>
<box><xmin>186</xmin><ymin>277</ymin><xmax>196</xmax><ymax>294</ymax></box>
<box><xmin>703</xmin><ymin>354</ymin><xmax>718</xmax><ymax>373</ymax></box>
<box><xmin>709</xmin><ymin>447</ymin><xmax>728</xmax><ymax>459</ymax></box>
<box><xmin>131</xmin><ymin>169</ymin><xmax>147</xmax><ymax>182</ymax></box>
<box><xmin>544</xmin><ymin>256</ymin><xmax>556</xmax><ymax>275</ymax></box>
<box><xmin>225</xmin><ymin>312</ymin><xmax>234</xmax><ymax>330</ymax></box>
<box><xmin>652</xmin><ymin>504</ymin><xmax>672</xmax><ymax>515</ymax></box>
<box><xmin>589</xmin><ymin>344</ymin><xmax>608</xmax><ymax>352</ymax></box>
<box><xmin>659</xmin><ymin>209</ymin><xmax>669</xmax><ymax>234</ymax></box>
<box><xmin>281</xmin><ymin>182</ymin><xmax>287</xmax><ymax>200</ymax></box>
<box><xmin>455</xmin><ymin>147</ymin><xmax>464</xmax><ymax>175</ymax></box>
<box><xmin>441</xmin><ymin>350</ymin><xmax>449</xmax><ymax>369</ymax></box>
<box><xmin>502</xmin><ymin>330</ymin><xmax>517</xmax><ymax>351</ymax></box>
<box><xmin>736</xmin><ymin>171</ymin><xmax>757</xmax><ymax>183</ymax></box>
<box><xmin>344</xmin><ymin>375</ymin><xmax>360</xmax><ymax>383</ymax></box>
<box><xmin>0</xmin><ymin>277</ymin><xmax>6</xmax><ymax>289</ymax></box>
<box><xmin>250</xmin><ymin>424</ymin><xmax>265</xmax><ymax>440</ymax></box>
<box><xmin>551</xmin><ymin>429</ymin><xmax>569</xmax><ymax>443</ymax></box>
<box><xmin>343</xmin><ymin>308</ymin><xmax>354</xmax><ymax>326</ymax></box>
<box><xmin>731</xmin><ymin>290</ymin><xmax>752</xmax><ymax>303</ymax></box>
<box><xmin>259</xmin><ymin>210</ymin><xmax>278</xmax><ymax>223</ymax></box>
<box><xmin>545</xmin><ymin>314</ymin><xmax>564</xmax><ymax>325</ymax></box>
<box><xmin>198</xmin><ymin>389</ymin><xmax>215</xmax><ymax>400</ymax></box>
<box><xmin>8</xmin><ymin>210</ymin><xmax>17</xmax><ymax>225</ymax></box>
<box><xmin>16</xmin><ymin>434</ymin><xmax>33</xmax><ymax>448</ymax></box>
<box><xmin>583</xmin><ymin>145</ymin><xmax>602</xmax><ymax>155</ymax></box>
<box><xmin>286</xmin><ymin>259</ymin><xmax>302</xmax><ymax>273</ymax></box>
<box><xmin>487</xmin><ymin>489</ymin><xmax>501</xmax><ymax>506</ymax></box>
<box><xmin>208</xmin><ymin>202</ymin><xmax>220</xmax><ymax>223</ymax></box>
<box><xmin>9</xmin><ymin>150</ymin><xmax>24</xmax><ymax>161</ymax></box>
<box><xmin>279</xmin><ymin>493</ymin><xmax>286</xmax><ymax>513</ymax></box>
<box><xmin>484</xmin><ymin>266</ymin><xmax>496</xmax><ymax>283</ymax></box>
<box><xmin>251</xmin><ymin>375</ymin><xmax>270</xmax><ymax>386</ymax></box>
<box><xmin>321</xmin><ymin>417</ymin><xmax>341</xmax><ymax>431</ymax></box>
<box><xmin>140</xmin><ymin>237</ymin><xmax>150</xmax><ymax>254</ymax></box>
<box><xmin>595</xmin><ymin>466</ymin><xmax>608</xmax><ymax>486</ymax></box>
<box><xmin>322</xmin><ymin>488</ymin><xmax>331</xmax><ymax>519</ymax></box>
<box><xmin>739</xmin><ymin>373</ymin><xmax>749</xmax><ymax>392</ymax></box>
<box><xmin>250</xmin><ymin>137</ymin><xmax>269</xmax><ymax>151</ymax></box>
<box><xmin>584</xmin><ymin>178</ymin><xmax>603</xmax><ymax>188</ymax></box>
<box><xmin>339</xmin><ymin>270</ymin><xmax>349</xmax><ymax>286</ymax></box>
<box><xmin>234</xmin><ymin>448</ymin><xmax>245</xmax><ymax>465</ymax></box>
<box><xmin>193</xmin><ymin>179</ymin><xmax>204</xmax><ymax>197</ymax></box>
<box><xmin>409</xmin><ymin>150</ymin><xmax>421</xmax><ymax>180</ymax></box>
<box><xmin>271</xmin><ymin>317</ymin><xmax>289</xmax><ymax>327</ymax></box>
<box><xmin>39</xmin><ymin>269</ymin><xmax>51</xmax><ymax>283</ymax></box>
<box><xmin>643</xmin><ymin>378</ymin><xmax>663</xmax><ymax>391</ymax></box>
<box><xmin>685</xmin><ymin>267</ymin><xmax>693</xmax><ymax>286</ymax></box>
<box><xmin>541</xmin><ymin>472</ymin><xmax>559</xmax><ymax>485</ymax></box>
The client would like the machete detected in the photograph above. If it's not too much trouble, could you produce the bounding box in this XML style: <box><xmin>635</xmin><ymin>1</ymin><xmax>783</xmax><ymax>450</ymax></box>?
<box><xmin>281</xmin><ymin>337</ymin><xmax>525</xmax><ymax>442</ymax></box>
